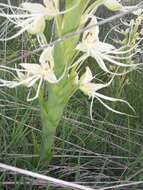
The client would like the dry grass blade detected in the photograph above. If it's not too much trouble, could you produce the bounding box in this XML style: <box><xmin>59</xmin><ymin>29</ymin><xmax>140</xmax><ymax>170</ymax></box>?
<box><xmin>0</xmin><ymin>163</ymin><xmax>94</xmax><ymax>190</ymax></box>
<box><xmin>98</xmin><ymin>181</ymin><xmax>143</xmax><ymax>190</ymax></box>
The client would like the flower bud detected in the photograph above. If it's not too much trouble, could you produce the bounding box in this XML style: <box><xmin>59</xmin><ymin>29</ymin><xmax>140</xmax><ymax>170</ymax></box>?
<box><xmin>27</xmin><ymin>17</ymin><xmax>46</xmax><ymax>35</ymax></box>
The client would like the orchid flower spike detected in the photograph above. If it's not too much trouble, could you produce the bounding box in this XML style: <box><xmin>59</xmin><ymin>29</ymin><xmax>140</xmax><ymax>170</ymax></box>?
<box><xmin>78</xmin><ymin>67</ymin><xmax>135</xmax><ymax>120</ymax></box>
<box><xmin>76</xmin><ymin>16</ymin><xmax>140</xmax><ymax>74</ymax></box>
<box><xmin>0</xmin><ymin>0</ymin><xmax>78</xmax><ymax>40</ymax></box>
<box><xmin>0</xmin><ymin>46</ymin><xmax>65</xmax><ymax>101</ymax></box>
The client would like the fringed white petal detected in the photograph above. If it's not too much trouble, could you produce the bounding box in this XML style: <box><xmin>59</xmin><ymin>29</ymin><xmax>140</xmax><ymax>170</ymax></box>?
<box><xmin>26</xmin><ymin>76</ymin><xmax>40</xmax><ymax>87</ymax></box>
<box><xmin>27</xmin><ymin>78</ymin><xmax>43</xmax><ymax>101</ymax></box>
<box><xmin>103</xmin><ymin>54</ymin><xmax>141</xmax><ymax>67</ymax></box>
<box><xmin>0</xmin><ymin>12</ymin><xmax>36</xmax><ymax>18</ymax></box>
<box><xmin>95</xmin><ymin>95</ymin><xmax>135</xmax><ymax>117</ymax></box>
<box><xmin>96</xmin><ymin>42</ymin><xmax>115</xmax><ymax>52</ymax></box>
<box><xmin>37</xmin><ymin>33</ymin><xmax>47</xmax><ymax>46</ymax></box>
<box><xmin>90</xmin><ymin>96</ymin><xmax>94</xmax><ymax>120</ymax></box>
<box><xmin>0</xmin><ymin>25</ymin><xmax>30</xmax><ymax>41</ymax></box>
<box><xmin>95</xmin><ymin>92</ymin><xmax>135</xmax><ymax>113</ymax></box>
<box><xmin>21</xmin><ymin>3</ymin><xmax>46</xmax><ymax>14</ymax></box>
<box><xmin>92</xmin><ymin>53</ymin><xmax>111</xmax><ymax>73</ymax></box>
<box><xmin>20</xmin><ymin>63</ymin><xmax>41</xmax><ymax>75</ymax></box>
<box><xmin>0</xmin><ymin>79</ymin><xmax>18</xmax><ymax>88</ymax></box>
<box><xmin>69</xmin><ymin>53</ymin><xmax>89</xmax><ymax>69</ymax></box>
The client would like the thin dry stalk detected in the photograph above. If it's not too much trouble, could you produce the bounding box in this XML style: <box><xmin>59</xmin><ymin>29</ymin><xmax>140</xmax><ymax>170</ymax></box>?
<box><xmin>0</xmin><ymin>163</ymin><xmax>94</xmax><ymax>190</ymax></box>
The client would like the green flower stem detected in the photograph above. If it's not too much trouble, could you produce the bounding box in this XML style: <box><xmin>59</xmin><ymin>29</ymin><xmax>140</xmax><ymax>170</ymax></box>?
<box><xmin>62</xmin><ymin>0</ymin><xmax>86</xmax><ymax>63</ymax></box>
<box><xmin>54</xmin><ymin>0</ymin><xmax>86</xmax><ymax>76</ymax></box>
<box><xmin>39</xmin><ymin>74</ymin><xmax>77</xmax><ymax>162</ymax></box>
<box><xmin>39</xmin><ymin>93</ymin><xmax>65</xmax><ymax>162</ymax></box>
<box><xmin>38</xmin><ymin>1</ymin><xmax>86</xmax><ymax>163</ymax></box>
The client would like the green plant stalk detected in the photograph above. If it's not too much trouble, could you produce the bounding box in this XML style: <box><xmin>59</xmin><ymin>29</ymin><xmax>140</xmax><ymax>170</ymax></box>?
<box><xmin>39</xmin><ymin>0</ymin><xmax>86</xmax><ymax>162</ymax></box>
<box><xmin>39</xmin><ymin>92</ymin><xmax>65</xmax><ymax>162</ymax></box>
<box><xmin>62</xmin><ymin>0</ymin><xmax>86</xmax><ymax>63</ymax></box>
<box><xmin>54</xmin><ymin>0</ymin><xmax>86</xmax><ymax>76</ymax></box>
<box><xmin>39</xmin><ymin>73</ymin><xmax>77</xmax><ymax>162</ymax></box>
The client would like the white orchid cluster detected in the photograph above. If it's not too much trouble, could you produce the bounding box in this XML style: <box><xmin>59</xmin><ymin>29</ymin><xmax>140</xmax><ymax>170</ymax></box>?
<box><xmin>0</xmin><ymin>0</ymin><xmax>68</xmax><ymax>40</ymax></box>
<box><xmin>0</xmin><ymin>0</ymin><xmax>141</xmax><ymax>118</ymax></box>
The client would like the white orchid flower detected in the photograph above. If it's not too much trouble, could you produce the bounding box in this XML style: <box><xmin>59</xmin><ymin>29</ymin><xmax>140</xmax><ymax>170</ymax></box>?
<box><xmin>0</xmin><ymin>46</ymin><xmax>65</xmax><ymax>101</ymax></box>
<box><xmin>76</xmin><ymin>16</ymin><xmax>140</xmax><ymax>74</ymax></box>
<box><xmin>0</xmin><ymin>0</ymin><xmax>78</xmax><ymax>40</ymax></box>
<box><xmin>78</xmin><ymin>67</ymin><xmax>135</xmax><ymax>119</ymax></box>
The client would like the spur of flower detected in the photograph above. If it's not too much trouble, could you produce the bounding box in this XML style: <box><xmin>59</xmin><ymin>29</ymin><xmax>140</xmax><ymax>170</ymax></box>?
<box><xmin>0</xmin><ymin>0</ymin><xmax>77</xmax><ymax>40</ymax></box>
<box><xmin>76</xmin><ymin>16</ymin><xmax>139</xmax><ymax>74</ymax></box>
<box><xmin>77</xmin><ymin>67</ymin><xmax>135</xmax><ymax>119</ymax></box>
<box><xmin>0</xmin><ymin>46</ymin><xmax>63</xmax><ymax>101</ymax></box>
